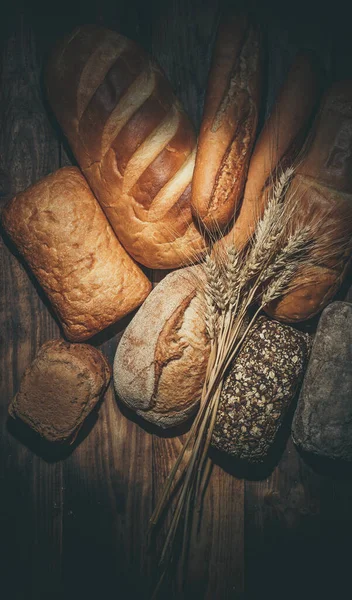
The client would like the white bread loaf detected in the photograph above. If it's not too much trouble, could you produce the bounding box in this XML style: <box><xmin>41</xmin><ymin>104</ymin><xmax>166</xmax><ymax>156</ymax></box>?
<box><xmin>46</xmin><ymin>26</ymin><xmax>206</xmax><ymax>269</ymax></box>
<box><xmin>113</xmin><ymin>267</ymin><xmax>210</xmax><ymax>428</ymax></box>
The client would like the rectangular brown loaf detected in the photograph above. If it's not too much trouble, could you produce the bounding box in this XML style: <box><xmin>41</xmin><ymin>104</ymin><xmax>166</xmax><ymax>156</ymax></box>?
<box><xmin>45</xmin><ymin>25</ymin><xmax>206</xmax><ymax>269</ymax></box>
<box><xmin>2</xmin><ymin>166</ymin><xmax>151</xmax><ymax>341</ymax></box>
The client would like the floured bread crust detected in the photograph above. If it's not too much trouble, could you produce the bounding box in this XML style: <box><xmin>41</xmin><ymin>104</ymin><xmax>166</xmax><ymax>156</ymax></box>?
<box><xmin>113</xmin><ymin>266</ymin><xmax>210</xmax><ymax>428</ymax></box>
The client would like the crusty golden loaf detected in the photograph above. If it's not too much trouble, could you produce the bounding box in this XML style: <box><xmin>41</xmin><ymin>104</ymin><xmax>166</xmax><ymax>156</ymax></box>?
<box><xmin>8</xmin><ymin>339</ymin><xmax>111</xmax><ymax>444</ymax></box>
<box><xmin>46</xmin><ymin>25</ymin><xmax>206</xmax><ymax>269</ymax></box>
<box><xmin>2</xmin><ymin>167</ymin><xmax>151</xmax><ymax>341</ymax></box>
<box><xmin>191</xmin><ymin>13</ymin><xmax>262</xmax><ymax>231</ymax></box>
<box><xmin>229</xmin><ymin>50</ymin><xmax>323</xmax><ymax>250</ymax></box>
<box><xmin>265</xmin><ymin>81</ymin><xmax>352</xmax><ymax>322</ymax></box>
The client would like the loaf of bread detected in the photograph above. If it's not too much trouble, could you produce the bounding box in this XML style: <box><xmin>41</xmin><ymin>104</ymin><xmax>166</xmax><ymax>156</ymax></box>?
<box><xmin>191</xmin><ymin>13</ymin><xmax>262</xmax><ymax>231</ymax></box>
<box><xmin>8</xmin><ymin>339</ymin><xmax>111</xmax><ymax>443</ymax></box>
<box><xmin>113</xmin><ymin>267</ymin><xmax>311</xmax><ymax>459</ymax></box>
<box><xmin>46</xmin><ymin>25</ymin><xmax>206</xmax><ymax>269</ymax></box>
<box><xmin>113</xmin><ymin>267</ymin><xmax>210</xmax><ymax>428</ymax></box>
<box><xmin>265</xmin><ymin>81</ymin><xmax>352</xmax><ymax>322</ymax></box>
<box><xmin>212</xmin><ymin>317</ymin><xmax>311</xmax><ymax>462</ymax></box>
<box><xmin>2</xmin><ymin>167</ymin><xmax>151</xmax><ymax>341</ymax></box>
<box><xmin>226</xmin><ymin>51</ymin><xmax>323</xmax><ymax>250</ymax></box>
<box><xmin>292</xmin><ymin>302</ymin><xmax>352</xmax><ymax>462</ymax></box>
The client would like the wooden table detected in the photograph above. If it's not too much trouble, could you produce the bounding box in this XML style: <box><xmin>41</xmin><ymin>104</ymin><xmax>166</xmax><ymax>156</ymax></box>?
<box><xmin>1</xmin><ymin>1</ymin><xmax>352</xmax><ymax>598</ymax></box>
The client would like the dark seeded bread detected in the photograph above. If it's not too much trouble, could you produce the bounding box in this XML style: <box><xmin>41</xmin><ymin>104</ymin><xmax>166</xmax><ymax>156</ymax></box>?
<box><xmin>212</xmin><ymin>317</ymin><xmax>311</xmax><ymax>462</ymax></box>
<box><xmin>8</xmin><ymin>339</ymin><xmax>111</xmax><ymax>443</ymax></box>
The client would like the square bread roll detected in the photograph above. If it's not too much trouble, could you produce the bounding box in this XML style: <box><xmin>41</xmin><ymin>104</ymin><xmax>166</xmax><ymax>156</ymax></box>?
<box><xmin>8</xmin><ymin>339</ymin><xmax>111</xmax><ymax>444</ymax></box>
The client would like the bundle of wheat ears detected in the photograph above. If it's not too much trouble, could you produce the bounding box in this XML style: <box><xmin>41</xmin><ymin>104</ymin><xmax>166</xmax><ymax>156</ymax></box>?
<box><xmin>148</xmin><ymin>166</ymin><xmax>349</xmax><ymax>593</ymax></box>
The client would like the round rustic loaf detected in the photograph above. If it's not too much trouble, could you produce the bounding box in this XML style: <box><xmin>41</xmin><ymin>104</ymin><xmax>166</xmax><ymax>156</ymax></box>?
<box><xmin>113</xmin><ymin>266</ymin><xmax>210</xmax><ymax>428</ymax></box>
<box><xmin>212</xmin><ymin>317</ymin><xmax>311</xmax><ymax>462</ymax></box>
<box><xmin>8</xmin><ymin>339</ymin><xmax>111</xmax><ymax>444</ymax></box>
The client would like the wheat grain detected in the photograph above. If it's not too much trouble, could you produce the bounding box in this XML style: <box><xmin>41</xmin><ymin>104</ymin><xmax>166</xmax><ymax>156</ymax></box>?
<box><xmin>149</xmin><ymin>164</ymin><xmax>337</xmax><ymax>597</ymax></box>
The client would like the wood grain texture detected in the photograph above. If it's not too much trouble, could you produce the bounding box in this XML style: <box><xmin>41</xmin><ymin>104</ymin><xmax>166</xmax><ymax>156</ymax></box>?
<box><xmin>1</xmin><ymin>1</ymin><xmax>352</xmax><ymax>599</ymax></box>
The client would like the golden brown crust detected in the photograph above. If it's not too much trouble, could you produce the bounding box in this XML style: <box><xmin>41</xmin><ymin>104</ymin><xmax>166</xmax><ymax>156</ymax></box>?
<box><xmin>265</xmin><ymin>264</ymin><xmax>344</xmax><ymax>322</ymax></box>
<box><xmin>8</xmin><ymin>339</ymin><xmax>111</xmax><ymax>443</ymax></box>
<box><xmin>2</xmin><ymin>167</ymin><xmax>151</xmax><ymax>340</ymax></box>
<box><xmin>265</xmin><ymin>173</ymin><xmax>352</xmax><ymax>322</ymax></box>
<box><xmin>230</xmin><ymin>51</ymin><xmax>323</xmax><ymax>250</ymax></box>
<box><xmin>46</xmin><ymin>26</ymin><xmax>206</xmax><ymax>269</ymax></box>
<box><xmin>298</xmin><ymin>80</ymin><xmax>352</xmax><ymax>193</ymax></box>
<box><xmin>191</xmin><ymin>14</ymin><xmax>262</xmax><ymax>231</ymax></box>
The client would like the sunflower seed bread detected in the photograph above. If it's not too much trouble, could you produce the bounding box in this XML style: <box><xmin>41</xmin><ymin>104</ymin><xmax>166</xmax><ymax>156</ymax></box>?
<box><xmin>212</xmin><ymin>317</ymin><xmax>311</xmax><ymax>462</ymax></box>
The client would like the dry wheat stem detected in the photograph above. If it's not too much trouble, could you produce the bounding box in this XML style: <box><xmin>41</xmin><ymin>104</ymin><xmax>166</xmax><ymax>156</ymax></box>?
<box><xmin>150</xmin><ymin>167</ymin><xmax>321</xmax><ymax>595</ymax></box>
<box><xmin>148</xmin><ymin>340</ymin><xmax>218</xmax><ymax>532</ymax></box>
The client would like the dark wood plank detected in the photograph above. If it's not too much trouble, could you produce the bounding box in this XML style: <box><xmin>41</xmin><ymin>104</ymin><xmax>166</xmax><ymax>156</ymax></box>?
<box><xmin>1</xmin><ymin>2</ymin><xmax>352</xmax><ymax>600</ymax></box>
<box><xmin>0</xmin><ymin>13</ymin><xmax>63</xmax><ymax>600</ymax></box>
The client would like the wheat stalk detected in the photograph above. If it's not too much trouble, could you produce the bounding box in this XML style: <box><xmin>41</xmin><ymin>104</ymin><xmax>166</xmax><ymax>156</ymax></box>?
<box><xmin>149</xmin><ymin>166</ymin><xmax>330</xmax><ymax>595</ymax></box>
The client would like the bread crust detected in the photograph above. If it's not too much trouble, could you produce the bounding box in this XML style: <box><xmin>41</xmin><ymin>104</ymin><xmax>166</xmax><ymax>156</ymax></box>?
<box><xmin>212</xmin><ymin>317</ymin><xmax>311</xmax><ymax>462</ymax></box>
<box><xmin>8</xmin><ymin>339</ymin><xmax>111</xmax><ymax>443</ymax></box>
<box><xmin>113</xmin><ymin>267</ymin><xmax>210</xmax><ymax>428</ymax></box>
<box><xmin>46</xmin><ymin>26</ymin><xmax>206</xmax><ymax>269</ymax></box>
<box><xmin>191</xmin><ymin>13</ymin><xmax>262</xmax><ymax>231</ymax></box>
<box><xmin>230</xmin><ymin>51</ymin><xmax>323</xmax><ymax>249</ymax></box>
<box><xmin>2</xmin><ymin>167</ymin><xmax>151</xmax><ymax>340</ymax></box>
<box><xmin>265</xmin><ymin>82</ymin><xmax>352</xmax><ymax>321</ymax></box>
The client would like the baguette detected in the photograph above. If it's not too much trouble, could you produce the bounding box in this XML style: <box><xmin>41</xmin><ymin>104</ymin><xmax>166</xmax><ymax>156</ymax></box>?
<box><xmin>228</xmin><ymin>51</ymin><xmax>323</xmax><ymax>249</ymax></box>
<box><xmin>2</xmin><ymin>167</ymin><xmax>151</xmax><ymax>341</ymax></box>
<box><xmin>265</xmin><ymin>81</ymin><xmax>352</xmax><ymax>322</ymax></box>
<box><xmin>191</xmin><ymin>13</ymin><xmax>262</xmax><ymax>231</ymax></box>
<box><xmin>46</xmin><ymin>25</ymin><xmax>206</xmax><ymax>269</ymax></box>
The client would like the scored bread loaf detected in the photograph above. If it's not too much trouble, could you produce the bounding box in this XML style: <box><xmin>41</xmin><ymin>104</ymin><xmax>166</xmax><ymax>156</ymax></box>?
<box><xmin>8</xmin><ymin>339</ymin><xmax>111</xmax><ymax>444</ymax></box>
<box><xmin>191</xmin><ymin>13</ymin><xmax>262</xmax><ymax>232</ymax></box>
<box><xmin>226</xmin><ymin>50</ymin><xmax>323</xmax><ymax>250</ymax></box>
<box><xmin>113</xmin><ymin>267</ymin><xmax>210</xmax><ymax>428</ymax></box>
<box><xmin>46</xmin><ymin>25</ymin><xmax>206</xmax><ymax>269</ymax></box>
<box><xmin>2</xmin><ymin>167</ymin><xmax>151</xmax><ymax>341</ymax></box>
<box><xmin>265</xmin><ymin>81</ymin><xmax>352</xmax><ymax>322</ymax></box>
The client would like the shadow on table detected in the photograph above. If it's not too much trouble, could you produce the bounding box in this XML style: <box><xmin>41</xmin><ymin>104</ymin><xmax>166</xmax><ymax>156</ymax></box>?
<box><xmin>6</xmin><ymin>395</ymin><xmax>104</xmax><ymax>463</ymax></box>
<box><xmin>114</xmin><ymin>390</ymin><xmax>195</xmax><ymax>439</ymax></box>
<box><xmin>295</xmin><ymin>446</ymin><xmax>352</xmax><ymax>479</ymax></box>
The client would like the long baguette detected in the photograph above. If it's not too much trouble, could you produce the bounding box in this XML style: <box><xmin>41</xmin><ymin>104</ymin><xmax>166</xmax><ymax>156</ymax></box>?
<box><xmin>230</xmin><ymin>51</ymin><xmax>323</xmax><ymax>249</ymax></box>
<box><xmin>191</xmin><ymin>12</ymin><xmax>262</xmax><ymax>232</ymax></box>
